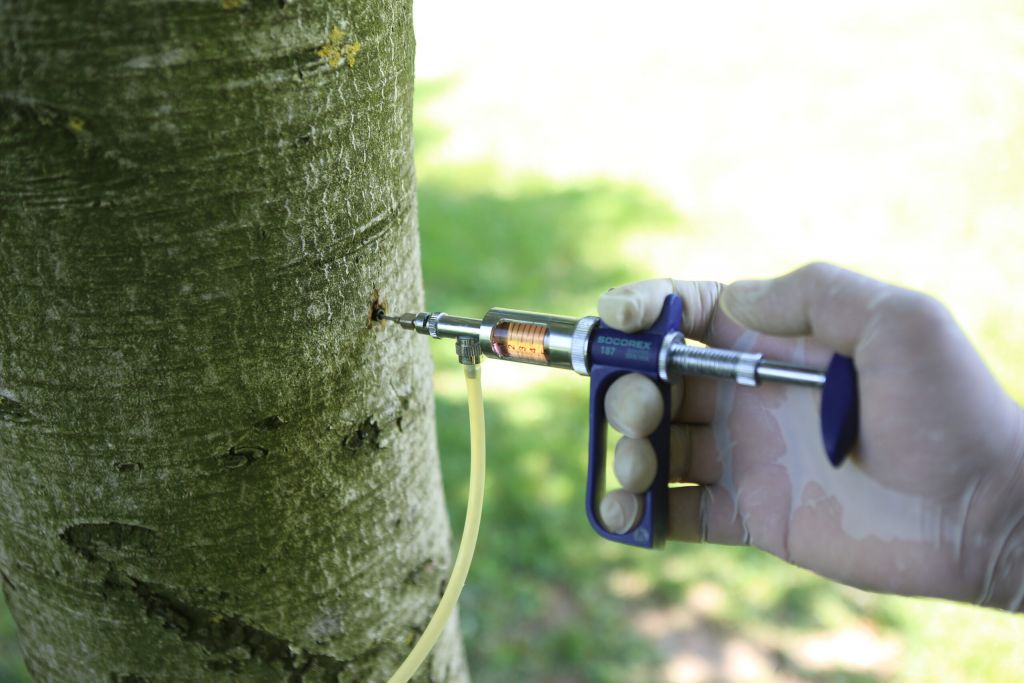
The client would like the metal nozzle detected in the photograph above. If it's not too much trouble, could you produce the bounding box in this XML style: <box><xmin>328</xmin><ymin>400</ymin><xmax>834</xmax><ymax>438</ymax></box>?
<box><xmin>379</xmin><ymin>311</ymin><xmax>431</xmax><ymax>332</ymax></box>
<box><xmin>381</xmin><ymin>311</ymin><xmax>483</xmax><ymax>339</ymax></box>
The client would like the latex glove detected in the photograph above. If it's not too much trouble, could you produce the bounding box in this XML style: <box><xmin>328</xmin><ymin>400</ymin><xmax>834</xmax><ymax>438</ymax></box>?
<box><xmin>598</xmin><ymin>264</ymin><xmax>1024</xmax><ymax>610</ymax></box>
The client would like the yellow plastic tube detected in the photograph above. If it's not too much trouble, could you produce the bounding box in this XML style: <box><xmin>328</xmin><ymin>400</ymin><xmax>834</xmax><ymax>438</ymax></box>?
<box><xmin>388</xmin><ymin>362</ymin><xmax>486</xmax><ymax>683</ymax></box>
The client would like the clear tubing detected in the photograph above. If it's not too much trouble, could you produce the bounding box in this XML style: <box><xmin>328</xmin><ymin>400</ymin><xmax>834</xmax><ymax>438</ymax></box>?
<box><xmin>387</xmin><ymin>362</ymin><xmax>486</xmax><ymax>683</ymax></box>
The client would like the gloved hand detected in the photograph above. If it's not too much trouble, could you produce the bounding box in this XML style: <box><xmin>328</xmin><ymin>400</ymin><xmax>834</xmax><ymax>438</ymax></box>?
<box><xmin>597</xmin><ymin>263</ymin><xmax>1024</xmax><ymax>610</ymax></box>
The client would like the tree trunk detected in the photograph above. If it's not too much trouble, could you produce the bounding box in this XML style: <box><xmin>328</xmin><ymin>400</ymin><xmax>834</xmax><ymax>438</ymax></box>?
<box><xmin>0</xmin><ymin>1</ymin><xmax>468</xmax><ymax>681</ymax></box>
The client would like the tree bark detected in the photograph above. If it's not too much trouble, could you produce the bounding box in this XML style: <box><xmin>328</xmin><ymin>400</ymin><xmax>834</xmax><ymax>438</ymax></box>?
<box><xmin>0</xmin><ymin>1</ymin><xmax>467</xmax><ymax>681</ymax></box>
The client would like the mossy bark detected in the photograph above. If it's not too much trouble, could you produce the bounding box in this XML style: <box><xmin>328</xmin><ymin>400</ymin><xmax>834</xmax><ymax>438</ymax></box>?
<box><xmin>0</xmin><ymin>1</ymin><xmax>467</xmax><ymax>681</ymax></box>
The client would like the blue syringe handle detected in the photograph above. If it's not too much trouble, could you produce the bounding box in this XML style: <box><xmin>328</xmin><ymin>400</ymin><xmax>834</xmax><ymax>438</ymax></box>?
<box><xmin>585</xmin><ymin>295</ymin><xmax>682</xmax><ymax>549</ymax></box>
<box><xmin>821</xmin><ymin>354</ymin><xmax>859</xmax><ymax>466</ymax></box>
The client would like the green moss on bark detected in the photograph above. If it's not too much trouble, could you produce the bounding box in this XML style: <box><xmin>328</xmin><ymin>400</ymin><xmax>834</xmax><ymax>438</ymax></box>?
<box><xmin>0</xmin><ymin>1</ymin><xmax>468</xmax><ymax>681</ymax></box>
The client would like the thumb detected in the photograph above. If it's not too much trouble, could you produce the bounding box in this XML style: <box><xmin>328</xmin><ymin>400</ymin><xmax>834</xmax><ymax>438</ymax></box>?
<box><xmin>719</xmin><ymin>262</ymin><xmax>893</xmax><ymax>356</ymax></box>
<box><xmin>598</xmin><ymin>278</ymin><xmax>724</xmax><ymax>342</ymax></box>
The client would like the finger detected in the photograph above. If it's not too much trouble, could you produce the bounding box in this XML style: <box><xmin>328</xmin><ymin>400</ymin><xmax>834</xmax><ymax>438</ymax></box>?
<box><xmin>599</xmin><ymin>278</ymin><xmax>725</xmax><ymax>343</ymax></box>
<box><xmin>670</xmin><ymin>381</ymin><xmax>683</xmax><ymax>420</ymax></box>
<box><xmin>614</xmin><ymin>424</ymin><xmax>721</xmax><ymax>494</ymax></box>
<box><xmin>598</xmin><ymin>489</ymin><xmax>644</xmax><ymax>534</ymax></box>
<box><xmin>599</xmin><ymin>279</ymin><xmax>673</xmax><ymax>333</ymax></box>
<box><xmin>614</xmin><ymin>437</ymin><xmax>657</xmax><ymax>493</ymax></box>
<box><xmin>719</xmin><ymin>262</ymin><xmax>896</xmax><ymax>356</ymax></box>
<box><xmin>669</xmin><ymin>425</ymin><xmax>721</xmax><ymax>484</ymax></box>
<box><xmin>675</xmin><ymin>376</ymin><xmax>716</xmax><ymax>424</ymax></box>
<box><xmin>666</xmin><ymin>485</ymin><xmax>703</xmax><ymax>542</ymax></box>
<box><xmin>605</xmin><ymin>373</ymin><xmax>663</xmax><ymax>438</ymax></box>
<box><xmin>667</xmin><ymin>485</ymin><xmax>750</xmax><ymax>545</ymax></box>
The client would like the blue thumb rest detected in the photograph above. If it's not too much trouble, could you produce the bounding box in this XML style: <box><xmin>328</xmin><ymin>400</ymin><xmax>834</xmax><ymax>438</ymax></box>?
<box><xmin>820</xmin><ymin>354</ymin><xmax>859</xmax><ymax>466</ymax></box>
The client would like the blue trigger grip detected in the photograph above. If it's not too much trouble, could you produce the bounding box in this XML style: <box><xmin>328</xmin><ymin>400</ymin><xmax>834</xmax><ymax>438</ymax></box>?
<box><xmin>821</xmin><ymin>354</ymin><xmax>859</xmax><ymax>466</ymax></box>
<box><xmin>585</xmin><ymin>294</ymin><xmax>682</xmax><ymax>549</ymax></box>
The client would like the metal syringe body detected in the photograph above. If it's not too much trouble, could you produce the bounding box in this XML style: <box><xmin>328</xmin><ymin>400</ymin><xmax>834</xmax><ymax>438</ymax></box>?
<box><xmin>385</xmin><ymin>308</ymin><xmax>826</xmax><ymax>390</ymax></box>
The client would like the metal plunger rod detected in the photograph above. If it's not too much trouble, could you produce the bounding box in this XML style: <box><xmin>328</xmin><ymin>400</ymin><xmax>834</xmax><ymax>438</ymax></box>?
<box><xmin>666</xmin><ymin>342</ymin><xmax>826</xmax><ymax>388</ymax></box>
<box><xmin>756</xmin><ymin>360</ymin><xmax>826</xmax><ymax>387</ymax></box>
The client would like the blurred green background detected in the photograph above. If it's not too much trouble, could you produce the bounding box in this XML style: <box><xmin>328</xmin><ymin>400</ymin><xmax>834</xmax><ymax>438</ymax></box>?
<box><xmin>416</xmin><ymin>3</ymin><xmax>1024</xmax><ymax>681</ymax></box>
<box><xmin>5</xmin><ymin>2</ymin><xmax>1024</xmax><ymax>681</ymax></box>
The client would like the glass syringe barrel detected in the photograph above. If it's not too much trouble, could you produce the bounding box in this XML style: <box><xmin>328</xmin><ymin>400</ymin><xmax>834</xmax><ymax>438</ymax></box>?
<box><xmin>391</xmin><ymin>309</ymin><xmax>826</xmax><ymax>389</ymax></box>
<box><xmin>479</xmin><ymin>308</ymin><xmax>582</xmax><ymax>369</ymax></box>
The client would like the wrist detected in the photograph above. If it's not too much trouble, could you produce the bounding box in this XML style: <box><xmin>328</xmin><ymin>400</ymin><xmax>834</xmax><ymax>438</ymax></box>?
<box><xmin>974</xmin><ymin>405</ymin><xmax>1024</xmax><ymax>611</ymax></box>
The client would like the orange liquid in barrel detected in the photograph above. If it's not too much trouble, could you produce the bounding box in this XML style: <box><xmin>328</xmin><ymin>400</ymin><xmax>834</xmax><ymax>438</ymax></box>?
<box><xmin>490</xmin><ymin>321</ymin><xmax>549</xmax><ymax>363</ymax></box>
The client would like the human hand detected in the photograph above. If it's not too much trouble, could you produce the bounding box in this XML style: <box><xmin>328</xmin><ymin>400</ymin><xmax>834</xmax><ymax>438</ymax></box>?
<box><xmin>597</xmin><ymin>264</ymin><xmax>1024</xmax><ymax>609</ymax></box>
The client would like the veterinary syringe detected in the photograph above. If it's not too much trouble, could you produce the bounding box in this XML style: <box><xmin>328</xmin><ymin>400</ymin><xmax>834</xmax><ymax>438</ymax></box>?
<box><xmin>379</xmin><ymin>297</ymin><xmax>858</xmax><ymax>550</ymax></box>
<box><xmin>379</xmin><ymin>308</ymin><xmax>826</xmax><ymax>389</ymax></box>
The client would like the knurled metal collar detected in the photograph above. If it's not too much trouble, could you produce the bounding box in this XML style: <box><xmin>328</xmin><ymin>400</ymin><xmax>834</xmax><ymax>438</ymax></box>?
<box><xmin>570</xmin><ymin>316</ymin><xmax>600</xmax><ymax>376</ymax></box>
<box><xmin>659</xmin><ymin>331</ymin><xmax>685</xmax><ymax>382</ymax></box>
<box><xmin>456</xmin><ymin>336</ymin><xmax>482</xmax><ymax>365</ymax></box>
<box><xmin>735</xmin><ymin>351</ymin><xmax>763</xmax><ymax>387</ymax></box>
<box><xmin>427</xmin><ymin>312</ymin><xmax>443</xmax><ymax>339</ymax></box>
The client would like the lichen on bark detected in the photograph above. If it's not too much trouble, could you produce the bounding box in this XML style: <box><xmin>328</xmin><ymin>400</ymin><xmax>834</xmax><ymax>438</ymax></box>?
<box><xmin>0</xmin><ymin>1</ymin><xmax>468</xmax><ymax>681</ymax></box>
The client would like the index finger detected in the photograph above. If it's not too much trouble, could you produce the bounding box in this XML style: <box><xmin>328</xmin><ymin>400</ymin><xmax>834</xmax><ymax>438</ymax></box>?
<box><xmin>598</xmin><ymin>278</ymin><xmax>725</xmax><ymax>344</ymax></box>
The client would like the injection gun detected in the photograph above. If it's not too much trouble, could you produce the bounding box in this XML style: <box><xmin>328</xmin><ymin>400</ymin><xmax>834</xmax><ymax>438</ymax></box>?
<box><xmin>379</xmin><ymin>294</ymin><xmax>858</xmax><ymax>549</ymax></box>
